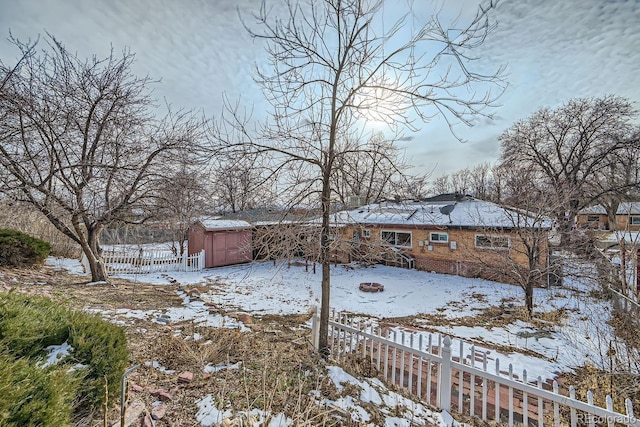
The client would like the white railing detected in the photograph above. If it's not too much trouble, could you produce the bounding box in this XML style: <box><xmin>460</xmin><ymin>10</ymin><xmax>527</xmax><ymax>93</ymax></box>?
<box><xmin>86</xmin><ymin>250</ymin><xmax>205</xmax><ymax>275</ymax></box>
<box><xmin>312</xmin><ymin>308</ymin><xmax>639</xmax><ymax>427</ymax></box>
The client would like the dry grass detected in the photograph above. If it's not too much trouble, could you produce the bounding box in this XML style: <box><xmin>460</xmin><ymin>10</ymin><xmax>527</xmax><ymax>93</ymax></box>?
<box><xmin>0</xmin><ymin>202</ymin><xmax>79</xmax><ymax>258</ymax></box>
<box><xmin>2</xmin><ymin>265</ymin><xmax>391</xmax><ymax>426</ymax></box>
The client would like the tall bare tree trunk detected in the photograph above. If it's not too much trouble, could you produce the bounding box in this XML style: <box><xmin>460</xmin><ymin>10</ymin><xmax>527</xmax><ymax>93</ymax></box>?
<box><xmin>82</xmin><ymin>225</ymin><xmax>108</xmax><ymax>282</ymax></box>
<box><xmin>318</xmin><ymin>120</ymin><xmax>337</xmax><ymax>356</ymax></box>
<box><xmin>525</xmin><ymin>279</ymin><xmax>534</xmax><ymax>317</ymax></box>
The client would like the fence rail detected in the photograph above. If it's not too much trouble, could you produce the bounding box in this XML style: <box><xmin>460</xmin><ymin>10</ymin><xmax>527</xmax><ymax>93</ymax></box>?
<box><xmin>312</xmin><ymin>308</ymin><xmax>639</xmax><ymax>427</ymax></box>
<box><xmin>83</xmin><ymin>250</ymin><xmax>205</xmax><ymax>275</ymax></box>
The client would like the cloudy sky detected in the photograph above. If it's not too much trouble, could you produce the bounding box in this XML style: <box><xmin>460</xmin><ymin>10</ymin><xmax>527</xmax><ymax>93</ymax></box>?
<box><xmin>1</xmin><ymin>0</ymin><xmax>639</xmax><ymax>177</ymax></box>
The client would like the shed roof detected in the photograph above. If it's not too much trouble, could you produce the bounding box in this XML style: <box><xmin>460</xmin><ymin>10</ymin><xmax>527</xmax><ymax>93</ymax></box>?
<box><xmin>198</xmin><ymin>218</ymin><xmax>253</xmax><ymax>231</ymax></box>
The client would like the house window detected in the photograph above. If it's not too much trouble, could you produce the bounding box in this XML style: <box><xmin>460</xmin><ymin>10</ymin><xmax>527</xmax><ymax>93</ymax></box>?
<box><xmin>362</xmin><ymin>229</ymin><xmax>371</xmax><ymax>238</ymax></box>
<box><xmin>587</xmin><ymin>216</ymin><xmax>600</xmax><ymax>222</ymax></box>
<box><xmin>475</xmin><ymin>234</ymin><xmax>510</xmax><ymax>250</ymax></box>
<box><xmin>630</xmin><ymin>216</ymin><xmax>640</xmax><ymax>225</ymax></box>
<box><xmin>429</xmin><ymin>232</ymin><xmax>449</xmax><ymax>243</ymax></box>
<box><xmin>381</xmin><ymin>230</ymin><xmax>412</xmax><ymax>248</ymax></box>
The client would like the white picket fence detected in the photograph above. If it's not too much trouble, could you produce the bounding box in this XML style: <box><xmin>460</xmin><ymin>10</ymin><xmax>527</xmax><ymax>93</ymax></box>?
<box><xmin>82</xmin><ymin>250</ymin><xmax>205</xmax><ymax>275</ymax></box>
<box><xmin>312</xmin><ymin>308</ymin><xmax>640</xmax><ymax>427</ymax></box>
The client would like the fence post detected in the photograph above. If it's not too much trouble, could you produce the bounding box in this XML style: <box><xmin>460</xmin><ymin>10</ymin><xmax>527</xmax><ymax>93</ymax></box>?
<box><xmin>199</xmin><ymin>250</ymin><xmax>205</xmax><ymax>271</ymax></box>
<box><xmin>182</xmin><ymin>251</ymin><xmax>188</xmax><ymax>272</ymax></box>
<box><xmin>439</xmin><ymin>336</ymin><xmax>452</xmax><ymax>412</ymax></box>
<box><xmin>148</xmin><ymin>251</ymin><xmax>155</xmax><ymax>273</ymax></box>
<box><xmin>311</xmin><ymin>305</ymin><xmax>320</xmax><ymax>350</ymax></box>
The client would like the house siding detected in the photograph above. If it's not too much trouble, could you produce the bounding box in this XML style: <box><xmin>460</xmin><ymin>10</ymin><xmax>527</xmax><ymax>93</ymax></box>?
<box><xmin>576</xmin><ymin>213</ymin><xmax>609</xmax><ymax>230</ymax></box>
<box><xmin>615</xmin><ymin>215</ymin><xmax>640</xmax><ymax>231</ymax></box>
<box><xmin>336</xmin><ymin>224</ymin><xmax>548</xmax><ymax>286</ymax></box>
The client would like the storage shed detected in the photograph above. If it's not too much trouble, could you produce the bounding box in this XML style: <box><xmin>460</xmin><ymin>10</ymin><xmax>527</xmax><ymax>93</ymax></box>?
<box><xmin>188</xmin><ymin>219</ymin><xmax>253</xmax><ymax>268</ymax></box>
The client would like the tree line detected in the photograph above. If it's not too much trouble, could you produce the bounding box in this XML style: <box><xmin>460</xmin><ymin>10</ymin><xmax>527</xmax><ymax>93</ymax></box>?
<box><xmin>430</xmin><ymin>95</ymin><xmax>640</xmax><ymax>237</ymax></box>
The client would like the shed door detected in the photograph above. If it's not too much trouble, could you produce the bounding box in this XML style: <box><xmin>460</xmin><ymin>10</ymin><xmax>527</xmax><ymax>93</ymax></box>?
<box><xmin>204</xmin><ymin>233</ymin><xmax>214</xmax><ymax>268</ymax></box>
<box><xmin>212</xmin><ymin>232</ymin><xmax>228</xmax><ymax>267</ymax></box>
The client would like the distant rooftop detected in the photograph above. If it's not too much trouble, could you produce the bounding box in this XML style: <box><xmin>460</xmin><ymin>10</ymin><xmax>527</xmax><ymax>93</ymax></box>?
<box><xmin>219</xmin><ymin>207</ymin><xmax>319</xmax><ymax>226</ymax></box>
<box><xmin>578</xmin><ymin>202</ymin><xmax>640</xmax><ymax>215</ymax></box>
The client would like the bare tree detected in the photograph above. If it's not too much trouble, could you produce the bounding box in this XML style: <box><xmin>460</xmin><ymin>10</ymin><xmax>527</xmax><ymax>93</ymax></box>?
<box><xmin>463</xmin><ymin>194</ymin><xmax>556</xmax><ymax>316</ymax></box>
<box><xmin>210</xmin><ymin>150</ymin><xmax>273</xmax><ymax>213</ymax></box>
<box><xmin>151</xmin><ymin>165</ymin><xmax>211</xmax><ymax>256</ymax></box>
<box><xmin>468</xmin><ymin>162</ymin><xmax>492</xmax><ymax>199</ymax></box>
<box><xmin>331</xmin><ymin>133</ymin><xmax>406</xmax><ymax>207</ymax></box>
<box><xmin>430</xmin><ymin>174</ymin><xmax>451</xmax><ymax>195</ymax></box>
<box><xmin>449</xmin><ymin>167</ymin><xmax>472</xmax><ymax>194</ymax></box>
<box><xmin>0</xmin><ymin>35</ymin><xmax>201</xmax><ymax>281</ymax></box>
<box><xmin>390</xmin><ymin>172</ymin><xmax>431</xmax><ymax>200</ymax></box>
<box><xmin>431</xmin><ymin>162</ymin><xmax>496</xmax><ymax>200</ymax></box>
<box><xmin>214</xmin><ymin>0</ymin><xmax>504</xmax><ymax>354</ymax></box>
<box><xmin>499</xmin><ymin>96</ymin><xmax>638</xmax><ymax>243</ymax></box>
<box><xmin>590</xmin><ymin>137</ymin><xmax>640</xmax><ymax>230</ymax></box>
<box><xmin>494</xmin><ymin>161</ymin><xmax>545</xmax><ymax>207</ymax></box>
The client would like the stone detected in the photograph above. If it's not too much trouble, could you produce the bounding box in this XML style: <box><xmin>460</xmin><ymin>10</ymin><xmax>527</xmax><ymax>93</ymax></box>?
<box><xmin>178</xmin><ymin>371</ymin><xmax>194</xmax><ymax>383</ymax></box>
<box><xmin>237</xmin><ymin>313</ymin><xmax>253</xmax><ymax>324</ymax></box>
<box><xmin>151</xmin><ymin>404</ymin><xmax>167</xmax><ymax>420</ymax></box>
<box><xmin>150</xmin><ymin>389</ymin><xmax>173</xmax><ymax>402</ymax></box>
<box><xmin>113</xmin><ymin>399</ymin><xmax>145</xmax><ymax>427</ymax></box>
<box><xmin>141</xmin><ymin>412</ymin><xmax>153</xmax><ymax>427</ymax></box>
<box><xmin>129</xmin><ymin>382</ymin><xmax>144</xmax><ymax>393</ymax></box>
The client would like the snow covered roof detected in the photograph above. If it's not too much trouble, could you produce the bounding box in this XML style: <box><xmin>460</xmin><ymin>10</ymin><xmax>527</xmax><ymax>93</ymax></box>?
<box><xmin>578</xmin><ymin>205</ymin><xmax>607</xmax><ymax>215</ymax></box>
<box><xmin>328</xmin><ymin>198</ymin><xmax>552</xmax><ymax>229</ymax></box>
<box><xmin>616</xmin><ymin>202</ymin><xmax>640</xmax><ymax>215</ymax></box>
<box><xmin>218</xmin><ymin>208</ymin><xmax>318</xmax><ymax>226</ymax></box>
<box><xmin>578</xmin><ymin>202</ymin><xmax>640</xmax><ymax>215</ymax></box>
<box><xmin>198</xmin><ymin>219</ymin><xmax>253</xmax><ymax>231</ymax></box>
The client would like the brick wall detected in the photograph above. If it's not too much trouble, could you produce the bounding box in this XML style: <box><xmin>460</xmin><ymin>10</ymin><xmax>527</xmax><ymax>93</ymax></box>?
<box><xmin>338</xmin><ymin>224</ymin><xmax>549</xmax><ymax>286</ymax></box>
<box><xmin>615</xmin><ymin>215</ymin><xmax>640</xmax><ymax>231</ymax></box>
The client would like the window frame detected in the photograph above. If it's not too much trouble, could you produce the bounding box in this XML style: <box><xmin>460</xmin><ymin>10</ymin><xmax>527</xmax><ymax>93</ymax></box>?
<box><xmin>586</xmin><ymin>215</ymin><xmax>600</xmax><ymax>222</ymax></box>
<box><xmin>629</xmin><ymin>216</ymin><xmax>640</xmax><ymax>225</ymax></box>
<box><xmin>429</xmin><ymin>232</ymin><xmax>449</xmax><ymax>243</ymax></box>
<box><xmin>474</xmin><ymin>234</ymin><xmax>510</xmax><ymax>250</ymax></box>
<box><xmin>381</xmin><ymin>230</ymin><xmax>412</xmax><ymax>248</ymax></box>
<box><xmin>362</xmin><ymin>229</ymin><xmax>371</xmax><ymax>238</ymax></box>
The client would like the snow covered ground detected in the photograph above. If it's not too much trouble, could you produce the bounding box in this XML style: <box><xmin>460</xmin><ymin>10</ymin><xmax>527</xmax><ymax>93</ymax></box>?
<box><xmin>48</xmin><ymin>256</ymin><xmax>616</xmax><ymax>426</ymax></box>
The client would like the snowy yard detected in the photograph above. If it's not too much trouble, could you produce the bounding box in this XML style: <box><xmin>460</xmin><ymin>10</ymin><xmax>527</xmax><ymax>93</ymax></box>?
<box><xmin>49</xmin><ymin>256</ymin><xmax>616</xmax><ymax>426</ymax></box>
<box><xmin>57</xmin><ymin>256</ymin><xmax>613</xmax><ymax>378</ymax></box>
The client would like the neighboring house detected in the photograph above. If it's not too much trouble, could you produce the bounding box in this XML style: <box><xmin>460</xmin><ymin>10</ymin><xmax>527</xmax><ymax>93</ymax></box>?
<box><xmin>576</xmin><ymin>202</ymin><xmax>640</xmax><ymax>231</ymax></box>
<box><xmin>327</xmin><ymin>194</ymin><xmax>552</xmax><ymax>285</ymax></box>
<box><xmin>615</xmin><ymin>203</ymin><xmax>640</xmax><ymax>231</ymax></box>
<box><xmin>188</xmin><ymin>218</ymin><xmax>253</xmax><ymax>268</ymax></box>
<box><xmin>575</xmin><ymin>205</ymin><xmax>609</xmax><ymax>230</ymax></box>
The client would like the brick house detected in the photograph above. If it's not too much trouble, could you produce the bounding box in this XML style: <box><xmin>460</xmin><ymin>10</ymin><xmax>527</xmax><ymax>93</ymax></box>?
<box><xmin>328</xmin><ymin>195</ymin><xmax>552</xmax><ymax>285</ymax></box>
<box><xmin>576</xmin><ymin>202</ymin><xmax>640</xmax><ymax>231</ymax></box>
